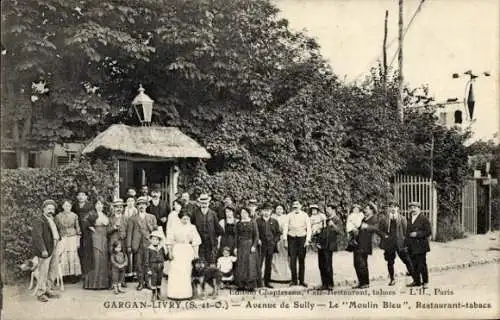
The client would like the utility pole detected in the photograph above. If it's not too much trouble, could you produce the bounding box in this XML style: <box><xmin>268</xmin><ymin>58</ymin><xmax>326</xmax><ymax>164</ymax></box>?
<box><xmin>383</xmin><ymin>10</ymin><xmax>389</xmax><ymax>92</ymax></box>
<box><xmin>398</xmin><ymin>0</ymin><xmax>404</xmax><ymax>122</ymax></box>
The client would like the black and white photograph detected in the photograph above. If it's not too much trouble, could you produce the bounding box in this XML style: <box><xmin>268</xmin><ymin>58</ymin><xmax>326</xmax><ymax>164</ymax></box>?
<box><xmin>0</xmin><ymin>0</ymin><xmax>499</xmax><ymax>319</ymax></box>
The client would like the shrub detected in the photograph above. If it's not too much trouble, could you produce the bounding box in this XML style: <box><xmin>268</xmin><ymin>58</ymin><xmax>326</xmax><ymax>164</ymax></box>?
<box><xmin>0</xmin><ymin>159</ymin><xmax>115</xmax><ymax>283</ymax></box>
<box><xmin>435</xmin><ymin>215</ymin><xmax>466</xmax><ymax>242</ymax></box>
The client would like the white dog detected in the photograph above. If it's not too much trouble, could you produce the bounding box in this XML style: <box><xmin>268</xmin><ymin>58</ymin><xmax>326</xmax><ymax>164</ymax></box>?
<box><xmin>19</xmin><ymin>247</ymin><xmax>64</xmax><ymax>295</ymax></box>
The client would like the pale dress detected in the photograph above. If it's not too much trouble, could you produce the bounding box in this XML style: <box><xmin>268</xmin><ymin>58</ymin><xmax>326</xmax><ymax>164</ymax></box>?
<box><xmin>166</xmin><ymin>223</ymin><xmax>201</xmax><ymax>300</ymax></box>
<box><xmin>270</xmin><ymin>214</ymin><xmax>291</xmax><ymax>283</ymax></box>
<box><xmin>55</xmin><ymin>211</ymin><xmax>82</xmax><ymax>276</ymax></box>
<box><xmin>164</xmin><ymin>210</ymin><xmax>181</xmax><ymax>276</ymax></box>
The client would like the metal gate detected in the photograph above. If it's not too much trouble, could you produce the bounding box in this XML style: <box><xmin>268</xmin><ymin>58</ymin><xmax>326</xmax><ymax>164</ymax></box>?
<box><xmin>393</xmin><ymin>175</ymin><xmax>438</xmax><ymax>240</ymax></box>
<box><xmin>461</xmin><ymin>179</ymin><xmax>477</xmax><ymax>234</ymax></box>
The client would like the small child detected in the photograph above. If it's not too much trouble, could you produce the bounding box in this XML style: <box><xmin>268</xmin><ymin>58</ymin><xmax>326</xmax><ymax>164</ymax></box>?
<box><xmin>145</xmin><ymin>230</ymin><xmax>168</xmax><ymax>302</ymax></box>
<box><xmin>309</xmin><ymin>204</ymin><xmax>326</xmax><ymax>250</ymax></box>
<box><xmin>346</xmin><ymin>204</ymin><xmax>364</xmax><ymax>244</ymax></box>
<box><xmin>110</xmin><ymin>241</ymin><xmax>128</xmax><ymax>294</ymax></box>
<box><xmin>217</xmin><ymin>247</ymin><xmax>237</xmax><ymax>288</ymax></box>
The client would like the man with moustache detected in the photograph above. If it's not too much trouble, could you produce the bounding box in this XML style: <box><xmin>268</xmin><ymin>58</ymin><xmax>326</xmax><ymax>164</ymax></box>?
<box><xmin>72</xmin><ymin>189</ymin><xmax>93</xmax><ymax>274</ymax></box>
<box><xmin>283</xmin><ymin>201</ymin><xmax>311</xmax><ymax>287</ymax></box>
<box><xmin>147</xmin><ymin>185</ymin><xmax>168</xmax><ymax>233</ymax></box>
<box><xmin>32</xmin><ymin>199</ymin><xmax>62</xmax><ymax>302</ymax></box>
<box><xmin>108</xmin><ymin>198</ymin><xmax>128</xmax><ymax>288</ymax></box>
<box><xmin>127</xmin><ymin>196</ymin><xmax>158</xmax><ymax>290</ymax></box>
<box><xmin>406</xmin><ymin>201</ymin><xmax>432</xmax><ymax>288</ymax></box>
<box><xmin>192</xmin><ymin>194</ymin><xmax>223</xmax><ymax>265</ymax></box>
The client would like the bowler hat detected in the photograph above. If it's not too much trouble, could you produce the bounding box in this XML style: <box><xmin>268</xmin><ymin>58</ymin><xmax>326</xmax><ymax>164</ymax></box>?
<box><xmin>224</xmin><ymin>204</ymin><xmax>236</xmax><ymax>212</ymax></box>
<box><xmin>42</xmin><ymin>199</ymin><xmax>57</xmax><ymax>209</ymax></box>
<box><xmin>151</xmin><ymin>184</ymin><xmax>162</xmax><ymax>193</ymax></box>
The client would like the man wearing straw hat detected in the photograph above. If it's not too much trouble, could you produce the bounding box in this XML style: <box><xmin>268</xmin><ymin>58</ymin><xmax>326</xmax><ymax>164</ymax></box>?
<box><xmin>126</xmin><ymin>196</ymin><xmax>158</xmax><ymax>291</ymax></box>
<box><xmin>192</xmin><ymin>194</ymin><xmax>223</xmax><ymax>265</ymax></box>
<box><xmin>32</xmin><ymin>199</ymin><xmax>61</xmax><ymax>302</ymax></box>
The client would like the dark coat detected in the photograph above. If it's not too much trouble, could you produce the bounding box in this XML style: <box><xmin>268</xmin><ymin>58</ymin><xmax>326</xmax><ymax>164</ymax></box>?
<box><xmin>147</xmin><ymin>201</ymin><xmax>168</xmax><ymax>229</ymax></box>
<box><xmin>256</xmin><ymin>217</ymin><xmax>281</xmax><ymax>250</ymax></box>
<box><xmin>355</xmin><ymin>215</ymin><xmax>384</xmax><ymax>255</ymax></box>
<box><xmin>192</xmin><ymin>208</ymin><xmax>223</xmax><ymax>247</ymax></box>
<box><xmin>72</xmin><ymin>201</ymin><xmax>93</xmax><ymax>231</ymax></box>
<box><xmin>318</xmin><ymin>215</ymin><xmax>343</xmax><ymax>252</ymax></box>
<box><xmin>126</xmin><ymin>212</ymin><xmax>158</xmax><ymax>252</ymax></box>
<box><xmin>108</xmin><ymin>214</ymin><xmax>127</xmax><ymax>251</ymax></box>
<box><xmin>32</xmin><ymin>215</ymin><xmax>59</xmax><ymax>257</ymax></box>
<box><xmin>81</xmin><ymin>211</ymin><xmax>98</xmax><ymax>272</ymax></box>
<box><xmin>406</xmin><ymin>214</ymin><xmax>431</xmax><ymax>254</ymax></box>
<box><xmin>379</xmin><ymin>215</ymin><xmax>407</xmax><ymax>251</ymax></box>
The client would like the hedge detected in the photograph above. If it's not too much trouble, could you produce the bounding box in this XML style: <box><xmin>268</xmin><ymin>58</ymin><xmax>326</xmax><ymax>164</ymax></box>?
<box><xmin>0</xmin><ymin>159</ymin><xmax>115</xmax><ymax>283</ymax></box>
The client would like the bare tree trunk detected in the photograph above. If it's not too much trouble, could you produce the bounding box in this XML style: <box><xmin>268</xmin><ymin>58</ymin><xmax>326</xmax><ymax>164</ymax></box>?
<box><xmin>382</xmin><ymin>10</ymin><xmax>388</xmax><ymax>92</ymax></box>
<box><xmin>398</xmin><ymin>0</ymin><xmax>404</xmax><ymax>122</ymax></box>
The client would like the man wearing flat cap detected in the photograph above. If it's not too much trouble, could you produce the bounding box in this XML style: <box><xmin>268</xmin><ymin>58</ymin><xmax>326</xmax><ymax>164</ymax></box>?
<box><xmin>192</xmin><ymin>194</ymin><xmax>223</xmax><ymax>265</ymax></box>
<box><xmin>32</xmin><ymin>199</ymin><xmax>62</xmax><ymax>302</ymax></box>
<box><xmin>126</xmin><ymin>196</ymin><xmax>158</xmax><ymax>290</ymax></box>
<box><xmin>379</xmin><ymin>200</ymin><xmax>417</xmax><ymax>286</ymax></box>
<box><xmin>147</xmin><ymin>185</ymin><xmax>168</xmax><ymax>233</ymax></box>
<box><xmin>406</xmin><ymin>201</ymin><xmax>431</xmax><ymax>288</ymax></box>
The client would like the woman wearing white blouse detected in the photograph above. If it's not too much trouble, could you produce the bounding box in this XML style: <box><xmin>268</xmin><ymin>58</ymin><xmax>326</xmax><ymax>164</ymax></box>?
<box><xmin>166</xmin><ymin>211</ymin><xmax>201</xmax><ymax>300</ymax></box>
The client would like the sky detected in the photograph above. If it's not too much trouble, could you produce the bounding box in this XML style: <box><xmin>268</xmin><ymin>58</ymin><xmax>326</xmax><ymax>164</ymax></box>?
<box><xmin>274</xmin><ymin>0</ymin><xmax>499</xmax><ymax>143</ymax></box>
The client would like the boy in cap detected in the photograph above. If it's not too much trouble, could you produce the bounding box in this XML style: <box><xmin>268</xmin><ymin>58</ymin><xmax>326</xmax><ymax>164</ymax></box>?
<box><xmin>145</xmin><ymin>229</ymin><xmax>168</xmax><ymax>302</ymax></box>
<box><xmin>406</xmin><ymin>201</ymin><xmax>431</xmax><ymax>288</ymax></box>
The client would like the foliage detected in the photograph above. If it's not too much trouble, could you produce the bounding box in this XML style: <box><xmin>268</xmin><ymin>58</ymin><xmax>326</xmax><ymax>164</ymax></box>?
<box><xmin>0</xmin><ymin>160</ymin><xmax>115</xmax><ymax>283</ymax></box>
<box><xmin>435</xmin><ymin>216</ymin><xmax>466</xmax><ymax>242</ymax></box>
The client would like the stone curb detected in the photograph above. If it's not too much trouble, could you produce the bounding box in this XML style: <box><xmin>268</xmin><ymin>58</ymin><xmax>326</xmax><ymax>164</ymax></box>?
<box><xmin>223</xmin><ymin>255</ymin><xmax>500</xmax><ymax>303</ymax></box>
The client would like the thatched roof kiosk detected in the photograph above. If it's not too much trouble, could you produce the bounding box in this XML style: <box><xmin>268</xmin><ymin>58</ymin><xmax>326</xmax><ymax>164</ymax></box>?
<box><xmin>82</xmin><ymin>124</ymin><xmax>210</xmax><ymax>207</ymax></box>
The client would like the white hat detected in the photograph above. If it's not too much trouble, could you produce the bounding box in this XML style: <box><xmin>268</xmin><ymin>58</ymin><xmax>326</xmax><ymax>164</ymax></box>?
<box><xmin>149</xmin><ymin>229</ymin><xmax>164</xmax><ymax>239</ymax></box>
<box><xmin>197</xmin><ymin>193</ymin><xmax>211</xmax><ymax>203</ymax></box>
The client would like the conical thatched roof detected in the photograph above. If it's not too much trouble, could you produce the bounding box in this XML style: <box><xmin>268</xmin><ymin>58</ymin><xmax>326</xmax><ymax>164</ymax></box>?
<box><xmin>82</xmin><ymin>124</ymin><xmax>211</xmax><ymax>159</ymax></box>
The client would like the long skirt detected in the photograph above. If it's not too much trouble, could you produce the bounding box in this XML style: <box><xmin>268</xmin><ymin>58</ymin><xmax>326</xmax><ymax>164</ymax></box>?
<box><xmin>235</xmin><ymin>239</ymin><xmax>260</xmax><ymax>288</ymax></box>
<box><xmin>167</xmin><ymin>243</ymin><xmax>194</xmax><ymax>300</ymax></box>
<box><xmin>60</xmin><ymin>236</ymin><xmax>82</xmax><ymax>276</ymax></box>
<box><xmin>271</xmin><ymin>239</ymin><xmax>291</xmax><ymax>283</ymax></box>
<box><xmin>83</xmin><ymin>227</ymin><xmax>109</xmax><ymax>289</ymax></box>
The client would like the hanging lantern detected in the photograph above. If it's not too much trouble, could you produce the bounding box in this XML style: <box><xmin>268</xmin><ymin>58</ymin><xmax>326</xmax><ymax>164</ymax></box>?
<box><xmin>466</xmin><ymin>82</ymin><xmax>475</xmax><ymax>120</ymax></box>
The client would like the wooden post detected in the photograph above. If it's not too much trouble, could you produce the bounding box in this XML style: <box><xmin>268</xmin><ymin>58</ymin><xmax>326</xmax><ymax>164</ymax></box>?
<box><xmin>431</xmin><ymin>183</ymin><xmax>438</xmax><ymax>240</ymax></box>
<box><xmin>113</xmin><ymin>156</ymin><xmax>120</xmax><ymax>199</ymax></box>
<box><xmin>383</xmin><ymin>10</ymin><xmax>389</xmax><ymax>91</ymax></box>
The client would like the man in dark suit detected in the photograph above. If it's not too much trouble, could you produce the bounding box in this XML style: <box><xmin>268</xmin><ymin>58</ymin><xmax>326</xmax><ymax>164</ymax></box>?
<box><xmin>406</xmin><ymin>201</ymin><xmax>432</xmax><ymax>288</ymax></box>
<box><xmin>379</xmin><ymin>200</ymin><xmax>416</xmax><ymax>286</ymax></box>
<box><xmin>192</xmin><ymin>194</ymin><xmax>224</xmax><ymax>265</ymax></box>
<box><xmin>126</xmin><ymin>196</ymin><xmax>158</xmax><ymax>290</ymax></box>
<box><xmin>72</xmin><ymin>189</ymin><xmax>93</xmax><ymax>274</ymax></box>
<box><xmin>316</xmin><ymin>206</ymin><xmax>343</xmax><ymax>290</ymax></box>
<box><xmin>147</xmin><ymin>185</ymin><xmax>168</xmax><ymax>233</ymax></box>
<box><xmin>352</xmin><ymin>202</ymin><xmax>385</xmax><ymax>289</ymax></box>
<box><xmin>180</xmin><ymin>191</ymin><xmax>198</xmax><ymax>223</ymax></box>
<box><xmin>32</xmin><ymin>199</ymin><xmax>61</xmax><ymax>302</ymax></box>
<box><xmin>256</xmin><ymin>204</ymin><xmax>281</xmax><ymax>288</ymax></box>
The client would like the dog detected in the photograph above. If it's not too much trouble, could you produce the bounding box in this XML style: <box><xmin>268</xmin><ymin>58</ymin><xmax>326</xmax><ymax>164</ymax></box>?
<box><xmin>191</xmin><ymin>258</ymin><xmax>222</xmax><ymax>299</ymax></box>
<box><xmin>19</xmin><ymin>255</ymin><xmax>64</xmax><ymax>295</ymax></box>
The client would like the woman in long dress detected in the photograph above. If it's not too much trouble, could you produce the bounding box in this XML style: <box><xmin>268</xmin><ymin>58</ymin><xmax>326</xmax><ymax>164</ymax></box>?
<box><xmin>218</xmin><ymin>205</ymin><xmax>237</xmax><ymax>257</ymax></box>
<box><xmin>234</xmin><ymin>208</ymin><xmax>261</xmax><ymax>291</ymax></box>
<box><xmin>164</xmin><ymin>199</ymin><xmax>183</xmax><ymax>277</ymax></box>
<box><xmin>270</xmin><ymin>204</ymin><xmax>291</xmax><ymax>283</ymax></box>
<box><xmin>166</xmin><ymin>211</ymin><xmax>201</xmax><ymax>300</ymax></box>
<box><xmin>55</xmin><ymin>200</ymin><xmax>82</xmax><ymax>282</ymax></box>
<box><xmin>83</xmin><ymin>198</ymin><xmax>110</xmax><ymax>289</ymax></box>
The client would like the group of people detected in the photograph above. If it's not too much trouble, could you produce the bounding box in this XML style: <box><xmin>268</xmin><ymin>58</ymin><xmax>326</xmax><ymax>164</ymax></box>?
<box><xmin>31</xmin><ymin>185</ymin><xmax>432</xmax><ymax>303</ymax></box>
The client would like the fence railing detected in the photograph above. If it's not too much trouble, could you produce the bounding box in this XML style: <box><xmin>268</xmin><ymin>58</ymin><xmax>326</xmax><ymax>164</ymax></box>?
<box><xmin>393</xmin><ymin>175</ymin><xmax>438</xmax><ymax>240</ymax></box>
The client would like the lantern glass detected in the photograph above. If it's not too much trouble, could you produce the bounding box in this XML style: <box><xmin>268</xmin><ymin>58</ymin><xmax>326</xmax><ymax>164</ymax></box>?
<box><xmin>142</xmin><ymin>101</ymin><xmax>153</xmax><ymax>123</ymax></box>
<box><xmin>131</xmin><ymin>85</ymin><xmax>154</xmax><ymax>124</ymax></box>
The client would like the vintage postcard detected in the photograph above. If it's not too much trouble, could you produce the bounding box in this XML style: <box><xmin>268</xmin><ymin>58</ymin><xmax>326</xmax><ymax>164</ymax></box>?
<box><xmin>1</xmin><ymin>0</ymin><xmax>498</xmax><ymax>319</ymax></box>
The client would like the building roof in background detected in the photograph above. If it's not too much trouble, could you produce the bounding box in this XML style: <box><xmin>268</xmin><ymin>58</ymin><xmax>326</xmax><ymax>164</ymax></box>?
<box><xmin>82</xmin><ymin>124</ymin><xmax>211</xmax><ymax>159</ymax></box>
